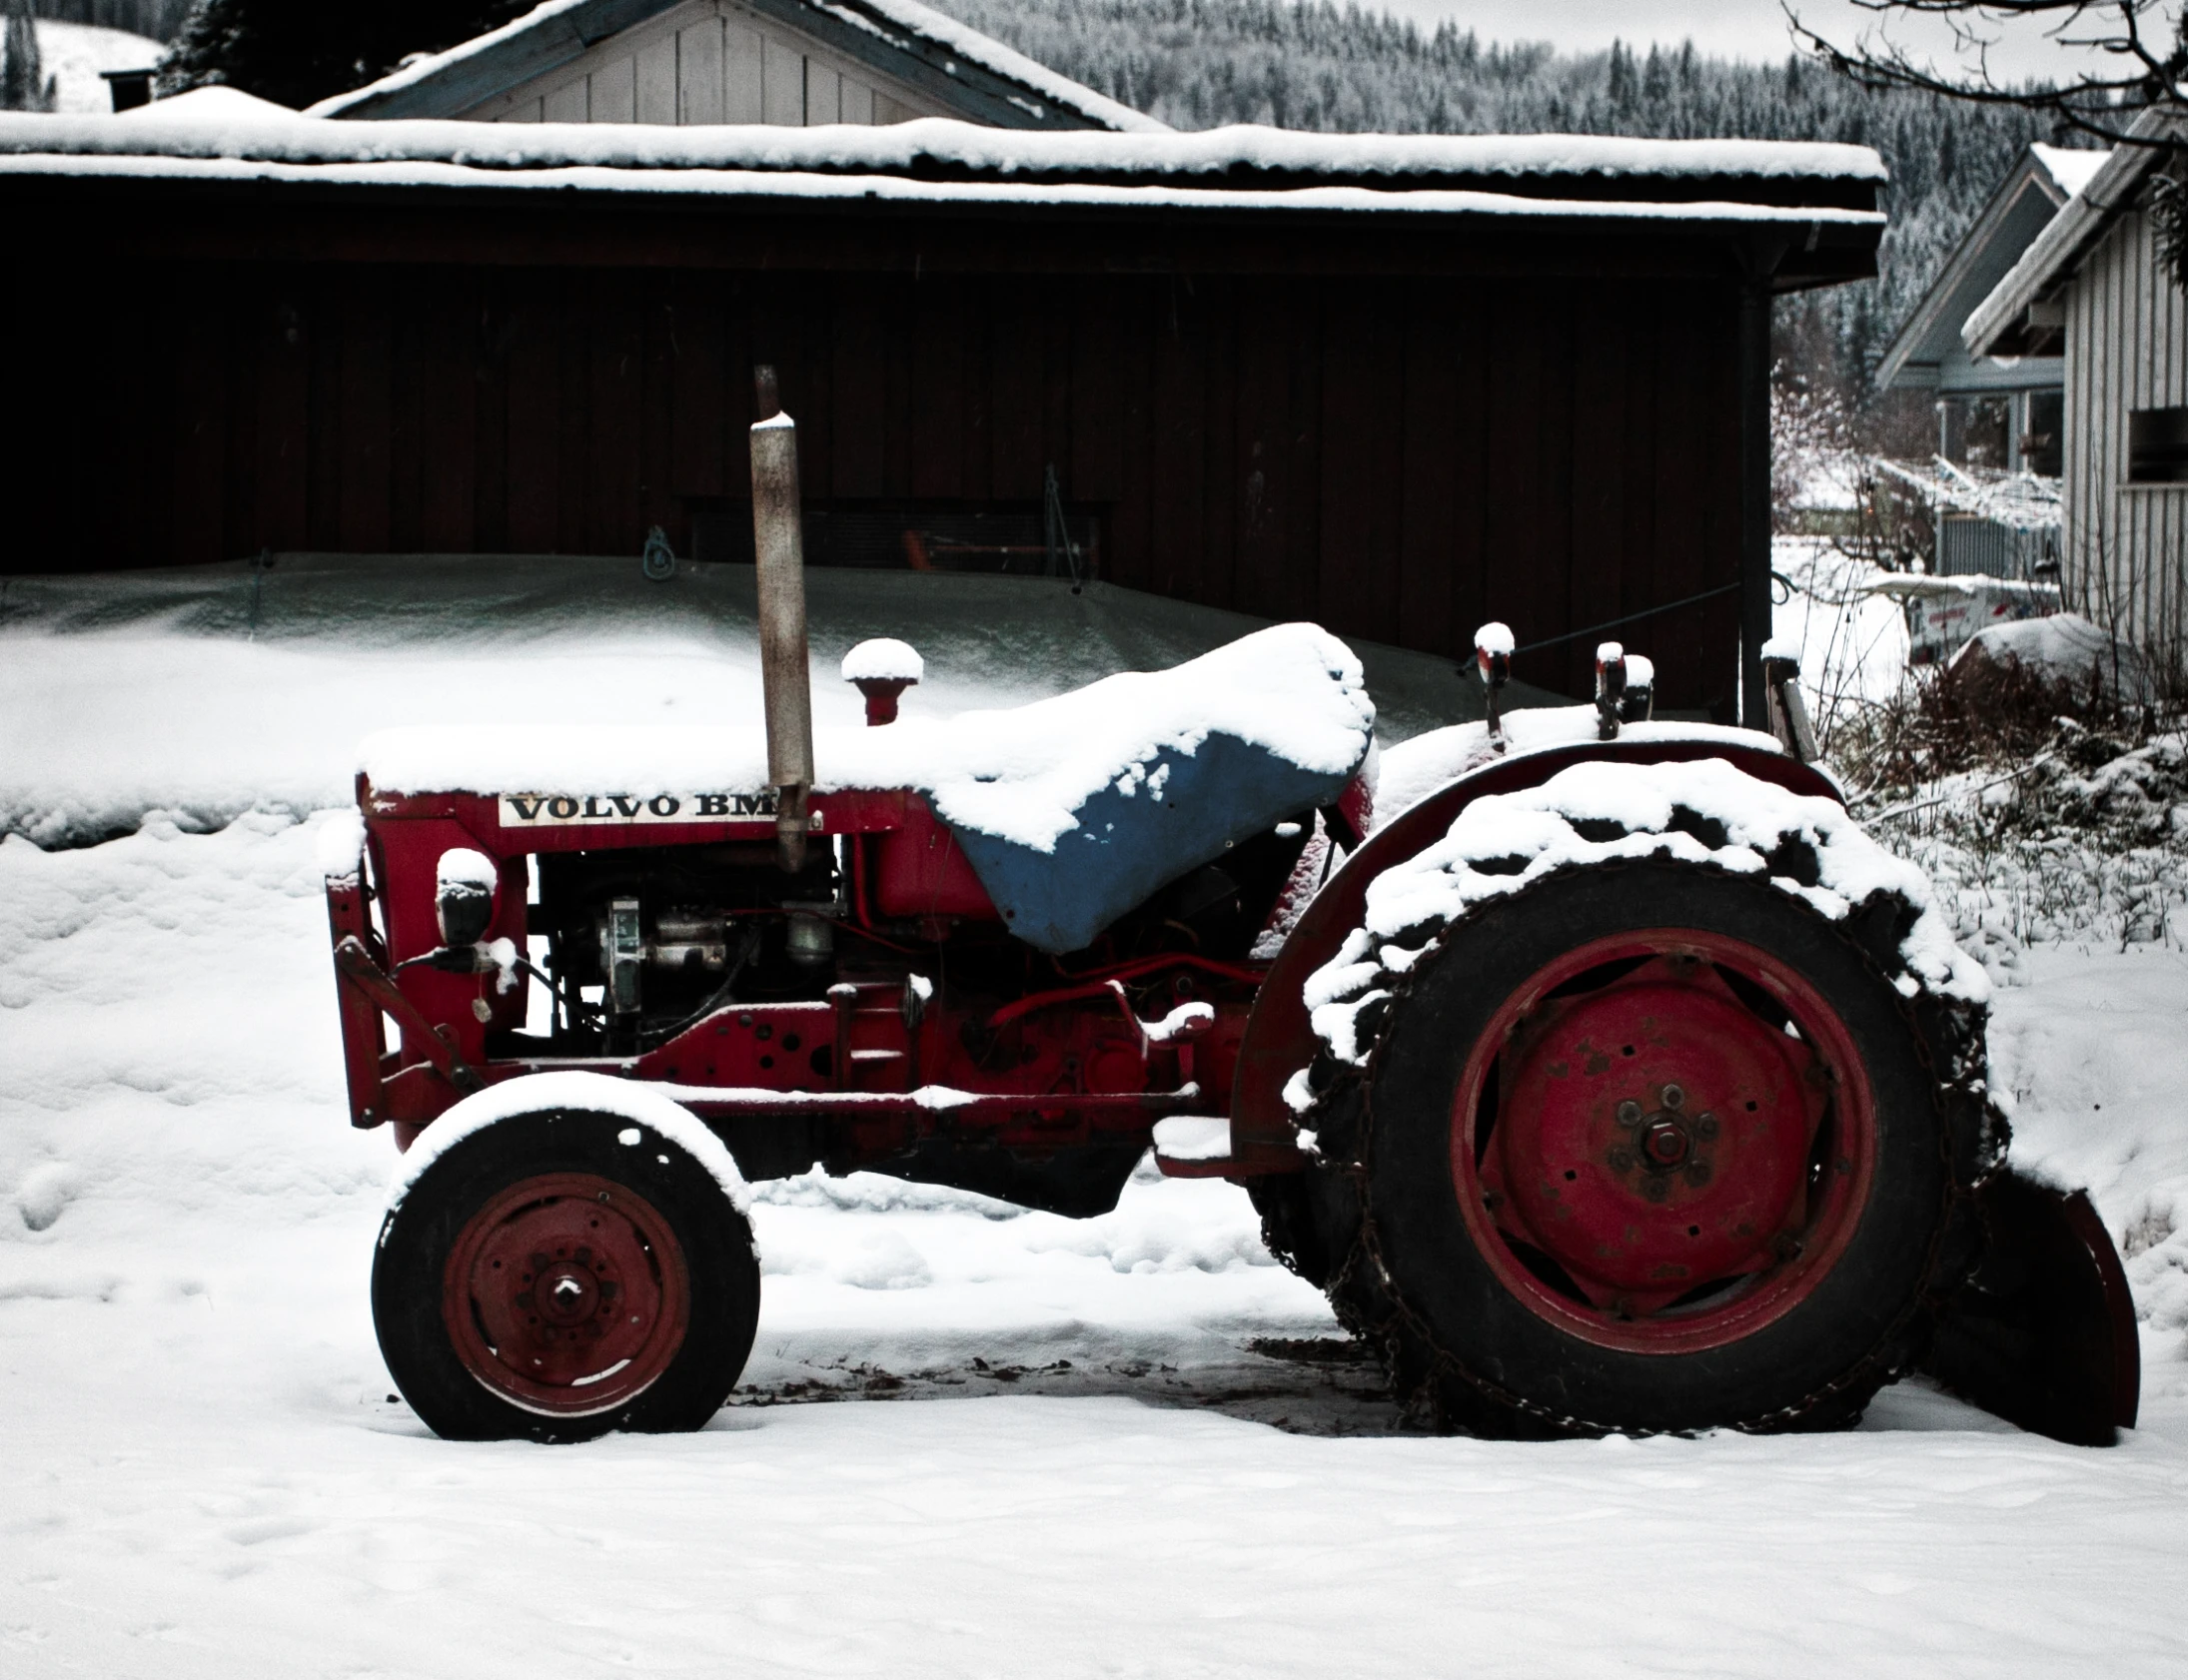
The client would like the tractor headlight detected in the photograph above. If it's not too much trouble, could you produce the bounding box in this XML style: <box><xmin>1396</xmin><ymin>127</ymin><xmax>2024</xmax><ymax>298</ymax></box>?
<box><xmin>436</xmin><ymin>847</ymin><xmax>501</xmax><ymax>949</ymax></box>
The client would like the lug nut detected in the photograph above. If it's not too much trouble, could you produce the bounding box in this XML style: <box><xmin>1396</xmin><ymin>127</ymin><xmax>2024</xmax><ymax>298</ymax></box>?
<box><xmin>1695</xmin><ymin>1112</ymin><xmax>1719</xmax><ymax>1139</ymax></box>
<box><xmin>1660</xmin><ymin>1084</ymin><xmax>1685</xmax><ymax>1110</ymax></box>
<box><xmin>1616</xmin><ymin>1100</ymin><xmax>1642</xmax><ymax>1128</ymax></box>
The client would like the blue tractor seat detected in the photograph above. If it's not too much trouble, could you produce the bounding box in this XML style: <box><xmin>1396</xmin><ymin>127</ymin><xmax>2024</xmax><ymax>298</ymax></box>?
<box><xmin>910</xmin><ymin>625</ymin><xmax>1375</xmax><ymax>954</ymax></box>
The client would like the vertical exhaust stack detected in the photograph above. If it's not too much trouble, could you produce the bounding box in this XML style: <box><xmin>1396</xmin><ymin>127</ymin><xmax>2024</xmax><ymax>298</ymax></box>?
<box><xmin>749</xmin><ymin>365</ymin><xmax>816</xmax><ymax>873</ymax></box>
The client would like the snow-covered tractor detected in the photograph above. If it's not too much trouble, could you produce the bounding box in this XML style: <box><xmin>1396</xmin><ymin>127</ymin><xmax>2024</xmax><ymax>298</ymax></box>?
<box><xmin>327</xmin><ymin>394</ymin><xmax>2139</xmax><ymax>1447</ymax></box>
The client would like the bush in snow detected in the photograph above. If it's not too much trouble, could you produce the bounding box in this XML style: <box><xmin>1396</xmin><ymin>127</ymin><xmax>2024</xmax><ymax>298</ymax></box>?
<box><xmin>1828</xmin><ymin>631</ymin><xmax>2188</xmax><ymax>956</ymax></box>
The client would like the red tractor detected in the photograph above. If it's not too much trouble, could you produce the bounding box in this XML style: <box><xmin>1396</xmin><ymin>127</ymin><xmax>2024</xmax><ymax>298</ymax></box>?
<box><xmin>329</xmin><ymin>396</ymin><xmax>2138</xmax><ymax>1446</ymax></box>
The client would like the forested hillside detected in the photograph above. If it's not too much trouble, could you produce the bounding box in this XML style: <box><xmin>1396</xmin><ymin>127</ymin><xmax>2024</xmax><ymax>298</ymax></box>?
<box><xmin>935</xmin><ymin>0</ymin><xmax>2081</xmax><ymax>425</ymax></box>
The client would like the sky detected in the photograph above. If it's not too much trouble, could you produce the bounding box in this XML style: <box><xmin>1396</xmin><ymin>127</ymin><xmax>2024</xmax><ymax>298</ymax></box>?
<box><xmin>1369</xmin><ymin>0</ymin><xmax>2132</xmax><ymax>80</ymax></box>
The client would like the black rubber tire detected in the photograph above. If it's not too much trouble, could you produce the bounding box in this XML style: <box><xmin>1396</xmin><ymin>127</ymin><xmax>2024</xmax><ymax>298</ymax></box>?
<box><xmin>1310</xmin><ymin>856</ymin><xmax>1994</xmax><ymax>1438</ymax></box>
<box><xmin>373</xmin><ymin>1107</ymin><xmax>761</xmax><ymax>1443</ymax></box>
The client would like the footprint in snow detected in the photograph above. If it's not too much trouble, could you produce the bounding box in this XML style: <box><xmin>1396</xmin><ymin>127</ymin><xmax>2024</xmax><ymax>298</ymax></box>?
<box><xmin>15</xmin><ymin>1163</ymin><xmax>79</xmax><ymax>1233</ymax></box>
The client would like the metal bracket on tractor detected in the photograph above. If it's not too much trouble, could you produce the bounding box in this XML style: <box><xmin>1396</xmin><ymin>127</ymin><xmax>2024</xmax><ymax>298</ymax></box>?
<box><xmin>330</xmin><ymin>371</ymin><xmax>2140</xmax><ymax>1446</ymax></box>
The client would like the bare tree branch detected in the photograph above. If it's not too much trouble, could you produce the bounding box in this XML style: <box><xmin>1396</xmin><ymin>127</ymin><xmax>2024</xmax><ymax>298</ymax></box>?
<box><xmin>1783</xmin><ymin>0</ymin><xmax>2185</xmax><ymax>149</ymax></box>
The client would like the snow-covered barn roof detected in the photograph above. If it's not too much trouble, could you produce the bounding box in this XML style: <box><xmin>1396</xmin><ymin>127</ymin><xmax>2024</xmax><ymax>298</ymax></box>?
<box><xmin>306</xmin><ymin>0</ymin><xmax>1165</xmax><ymax>134</ymax></box>
<box><xmin>0</xmin><ymin>88</ymin><xmax>1886</xmax><ymax>239</ymax></box>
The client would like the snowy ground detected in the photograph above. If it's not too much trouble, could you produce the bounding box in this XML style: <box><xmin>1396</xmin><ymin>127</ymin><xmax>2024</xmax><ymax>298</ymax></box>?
<box><xmin>5</xmin><ymin>579</ymin><xmax>2188</xmax><ymax>1676</ymax></box>
<box><xmin>1772</xmin><ymin>536</ymin><xmax>1911</xmax><ymax>729</ymax></box>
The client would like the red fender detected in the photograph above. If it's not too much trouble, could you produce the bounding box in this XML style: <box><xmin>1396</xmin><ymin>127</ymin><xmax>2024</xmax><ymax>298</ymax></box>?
<box><xmin>1227</xmin><ymin>733</ymin><xmax>1843</xmax><ymax>1166</ymax></box>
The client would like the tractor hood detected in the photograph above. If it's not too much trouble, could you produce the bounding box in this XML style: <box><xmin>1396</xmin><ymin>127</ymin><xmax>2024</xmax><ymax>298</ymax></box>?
<box><xmin>359</xmin><ymin>622</ymin><xmax>1375</xmax><ymax>954</ymax></box>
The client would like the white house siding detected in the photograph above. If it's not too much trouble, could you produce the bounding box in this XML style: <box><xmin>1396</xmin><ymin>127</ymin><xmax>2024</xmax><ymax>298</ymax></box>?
<box><xmin>2064</xmin><ymin>205</ymin><xmax>2188</xmax><ymax>662</ymax></box>
<box><xmin>475</xmin><ymin>0</ymin><xmax>940</xmax><ymax>127</ymax></box>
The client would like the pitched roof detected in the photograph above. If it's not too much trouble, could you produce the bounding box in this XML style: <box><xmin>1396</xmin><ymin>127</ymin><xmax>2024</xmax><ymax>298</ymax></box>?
<box><xmin>1873</xmin><ymin>140</ymin><xmax>2108</xmax><ymax>390</ymax></box>
<box><xmin>1964</xmin><ymin>102</ymin><xmax>2186</xmax><ymax>357</ymax></box>
<box><xmin>306</xmin><ymin>0</ymin><xmax>1166</xmax><ymax>134</ymax></box>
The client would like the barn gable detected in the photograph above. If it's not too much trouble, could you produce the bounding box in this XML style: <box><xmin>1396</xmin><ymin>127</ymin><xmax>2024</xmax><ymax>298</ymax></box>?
<box><xmin>308</xmin><ymin>0</ymin><xmax>1163</xmax><ymax>133</ymax></box>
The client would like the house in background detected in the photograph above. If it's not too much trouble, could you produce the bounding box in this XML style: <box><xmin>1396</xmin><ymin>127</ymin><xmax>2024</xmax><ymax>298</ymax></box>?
<box><xmin>1966</xmin><ymin>103</ymin><xmax>2188</xmax><ymax>665</ymax></box>
<box><xmin>309</xmin><ymin>0</ymin><xmax>1162</xmax><ymax>133</ymax></box>
<box><xmin>1873</xmin><ymin>141</ymin><xmax>2106</xmax><ymax>577</ymax></box>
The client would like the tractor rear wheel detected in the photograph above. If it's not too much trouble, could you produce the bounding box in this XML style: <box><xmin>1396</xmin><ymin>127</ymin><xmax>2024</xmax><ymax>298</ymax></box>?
<box><xmin>1319</xmin><ymin>857</ymin><xmax>1989</xmax><ymax>1436</ymax></box>
<box><xmin>373</xmin><ymin>1106</ymin><xmax>760</xmax><ymax>1442</ymax></box>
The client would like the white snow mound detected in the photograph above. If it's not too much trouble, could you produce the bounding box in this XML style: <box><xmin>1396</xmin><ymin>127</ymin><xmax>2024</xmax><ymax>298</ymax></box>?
<box><xmin>1952</xmin><ymin>609</ymin><xmax>2153</xmax><ymax>698</ymax></box>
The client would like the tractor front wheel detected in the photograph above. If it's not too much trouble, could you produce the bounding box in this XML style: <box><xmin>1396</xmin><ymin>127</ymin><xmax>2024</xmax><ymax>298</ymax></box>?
<box><xmin>373</xmin><ymin>1106</ymin><xmax>760</xmax><ymax>1442</ymax></box>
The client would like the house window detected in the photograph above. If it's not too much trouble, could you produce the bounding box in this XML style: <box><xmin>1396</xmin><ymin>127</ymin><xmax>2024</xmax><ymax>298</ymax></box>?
<box><xmin>2128</xmin><ymin>406</ymin><xmax>2188</xmax><ymax>484</ymax></box>
<box><xmin>1939</xmin><ymin>395</ymin><xmax>2013</xmax><ymax>468</ymax></box>
<box><xmin>2020</xmin><ymin>390</ymin><xmax>2063</xmax><ymax>477</ymax></box>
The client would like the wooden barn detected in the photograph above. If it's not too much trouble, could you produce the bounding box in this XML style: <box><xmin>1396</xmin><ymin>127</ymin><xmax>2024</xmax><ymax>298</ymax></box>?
<box><xmin>0</xmin><ymin>98</ymin><xmax>1883</xmax><ymax>720</ymax></box>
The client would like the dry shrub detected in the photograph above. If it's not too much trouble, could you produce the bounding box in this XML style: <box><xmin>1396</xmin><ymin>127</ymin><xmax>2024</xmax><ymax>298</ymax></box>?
<box><xmin>1837</xmin><ymin>648</ymin><xmax>2120</xmax><ymax>800</ymax></box>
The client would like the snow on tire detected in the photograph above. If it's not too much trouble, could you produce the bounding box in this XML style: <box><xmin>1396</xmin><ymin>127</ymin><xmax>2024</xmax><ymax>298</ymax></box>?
<box><xmin>1285</xmin><ymin>758</ymin><xmax>2004</xmax><ymax>1437</ymax></box>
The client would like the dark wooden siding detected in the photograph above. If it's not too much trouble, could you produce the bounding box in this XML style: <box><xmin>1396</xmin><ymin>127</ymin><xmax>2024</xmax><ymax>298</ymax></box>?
<box><xmin>8</xmin><ymin>260</ymin><xmax>1742</xmax><ymax>714</ymax></box>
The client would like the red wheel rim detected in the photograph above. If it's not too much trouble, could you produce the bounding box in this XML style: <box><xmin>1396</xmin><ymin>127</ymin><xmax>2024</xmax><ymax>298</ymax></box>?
<box><xmin>443</xmin><ymin>1173</ymin><xmax>690</xmax><ymax>1415</ymax></box>
<box><xmin>1451</xmin><ymin>929</ymin><xmax>1877</xmax><ymax>1354</ymax></box>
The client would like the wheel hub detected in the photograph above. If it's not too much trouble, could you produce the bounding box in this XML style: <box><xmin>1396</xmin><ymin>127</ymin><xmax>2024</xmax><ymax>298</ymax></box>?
<box><xmin>443</xmin><ymin>1174</ymin><xmax>688</xmax><ymax>1414</ymax></box>
<box><xmin>1639</xmin><ymin>1112</ymin><xmax>1692</xmax><ymax>1169</ymax></box>
<box><xmin>1456</xmin><ymin>935</ymin><xmax>1869</xmax><ymax>1351</ymax></box>
<box><xmin>534</xmin><ymin>1260</ymin><xmax>600</xmax><ymax>1327</ymax></box>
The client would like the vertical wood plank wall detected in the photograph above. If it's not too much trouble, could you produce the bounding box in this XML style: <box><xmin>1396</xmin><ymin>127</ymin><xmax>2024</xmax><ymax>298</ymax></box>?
<box><xmin>2064</xmin><ymin>207</ymin><xmax>2188</xmax><ymax>663</ymax></box>
<box><xmin>9</xmin><ymin>263</ymin><xmax>1744</xmax><ymax>714</ymax></box>
<box><xmin>471</xmin><ymin>0</ymin><xmax>932</xmax><ymax>127</ymax></box>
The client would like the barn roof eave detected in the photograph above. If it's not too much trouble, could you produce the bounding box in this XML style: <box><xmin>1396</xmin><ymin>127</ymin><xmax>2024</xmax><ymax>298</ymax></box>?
<box><xmin>0</xmin><ymin>99</ymin><xmax>1887</xmax><ymax>208</ymax></box>
<box><xmin>0</xmin><ymin>153</ymin><xmax>1888</xmax><ymax>243</ymax></box>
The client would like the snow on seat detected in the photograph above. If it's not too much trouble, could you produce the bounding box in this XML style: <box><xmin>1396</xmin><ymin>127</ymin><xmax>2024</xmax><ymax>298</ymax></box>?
<box><xmin>358</xmin><ymin>623</ymin><xmax>1376</xmax><ymax>955</ymax></box>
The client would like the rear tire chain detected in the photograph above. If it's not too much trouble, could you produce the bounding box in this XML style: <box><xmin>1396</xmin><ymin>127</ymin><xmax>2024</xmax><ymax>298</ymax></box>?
<box><xmin>1290</xmin><ymin>847</ymin><xmax>2005</xmax><ymax>1438</ymax></box>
